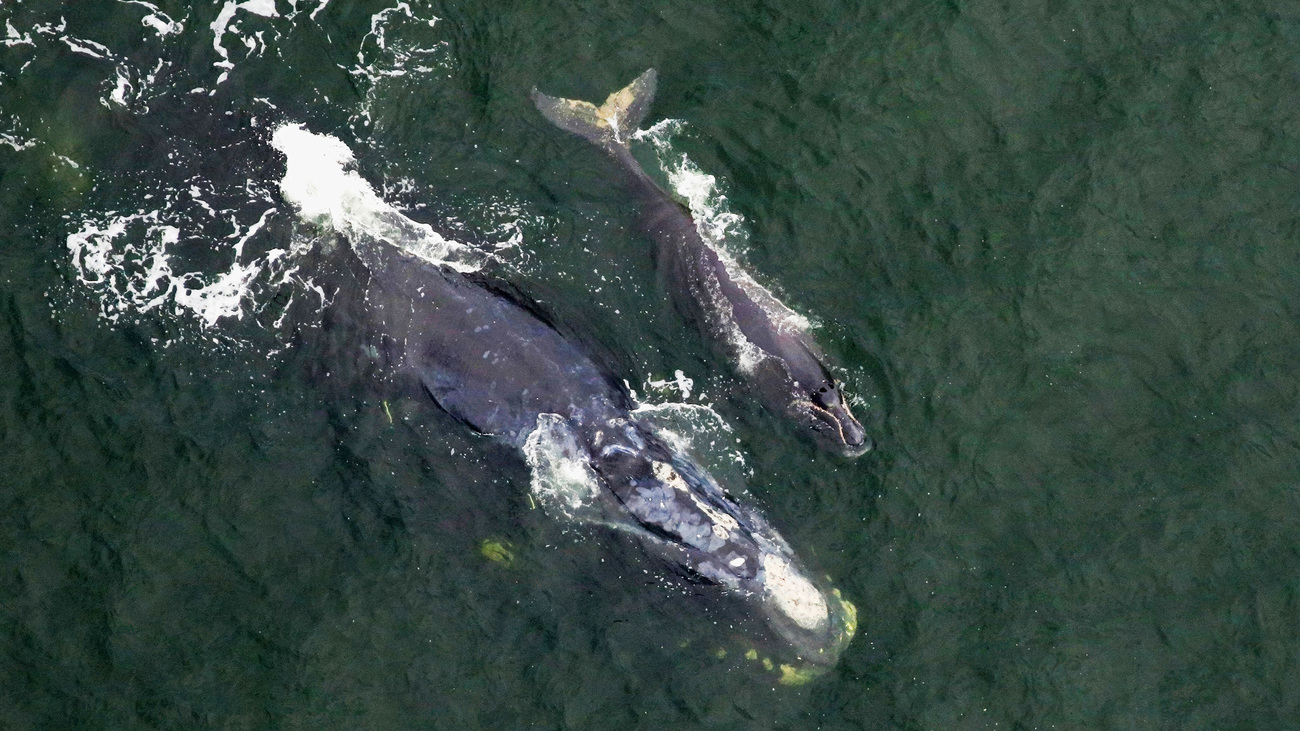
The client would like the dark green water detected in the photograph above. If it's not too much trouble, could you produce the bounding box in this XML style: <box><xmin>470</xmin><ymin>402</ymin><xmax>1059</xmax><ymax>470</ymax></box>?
<box><xmin>3</xmin><ymin>0</ymin><xmax>1299</xmax><ymax>727</ymax></box>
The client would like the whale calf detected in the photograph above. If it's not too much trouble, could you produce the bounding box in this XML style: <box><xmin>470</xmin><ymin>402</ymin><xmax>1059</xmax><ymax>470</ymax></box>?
<box><xmin>360</xmin><ymin>242</ymin><xmax>856</xmax><ymax>669</ymax></box>
<box><xmin>532</xmin><ymin>69</ymin><xmax>870</xmax><ymax>457</ymax></box>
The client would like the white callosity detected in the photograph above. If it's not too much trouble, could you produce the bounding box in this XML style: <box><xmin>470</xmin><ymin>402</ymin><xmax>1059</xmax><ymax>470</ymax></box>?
<box><xmin>622</xmin><ymin>461</ymin><xmax>734</xmax><ymax>556</ymax></box>
<box><xmin>761</xmin><ymin>552</ymin><xmax>830</xmax><ymax>631</ymax></box>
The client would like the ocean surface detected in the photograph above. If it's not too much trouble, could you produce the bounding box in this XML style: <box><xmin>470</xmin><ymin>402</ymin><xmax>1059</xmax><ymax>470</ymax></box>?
<box><xmin>3</xmin><ymin>0</ymin><xmax>1299</xmax><ymax>728</ymax></box>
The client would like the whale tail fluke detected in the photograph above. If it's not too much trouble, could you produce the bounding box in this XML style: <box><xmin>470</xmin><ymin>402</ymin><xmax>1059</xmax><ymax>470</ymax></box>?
<box><xmin>531</xmin><ymin>68</ymin><xmax>657</xmax><ymax>152</ymax></box>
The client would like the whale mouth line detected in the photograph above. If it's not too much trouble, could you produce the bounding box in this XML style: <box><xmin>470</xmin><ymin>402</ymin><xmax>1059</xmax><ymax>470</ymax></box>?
<box><xmin>793</xmin><ymin>398</ymin><xmax>867</xmax><ymax>454</ymax></box>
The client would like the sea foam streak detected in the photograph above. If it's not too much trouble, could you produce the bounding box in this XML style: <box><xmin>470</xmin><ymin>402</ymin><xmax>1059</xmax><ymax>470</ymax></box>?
<box><xmin>210</xmin><ymin>0</ymin><xmax>325</xmax><ymax>86</ymax></box>
<box><xmin>65</xmin><ymin>196</ymin><xmax>310</xmax><ymax>331</ymax></box>
<box><xmin>50</xmin><ymin>3</ymin><xmax>478</xmax><ymax>333</ymax></box>
<box><xmin>4</xmin><ymin>12</ymin><xmax>174</xmax><ymax>113</ymax></box>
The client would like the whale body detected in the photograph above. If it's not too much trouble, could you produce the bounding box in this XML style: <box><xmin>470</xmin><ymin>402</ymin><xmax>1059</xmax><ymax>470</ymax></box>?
<box><xmin>531</xmin><ymin>69</ymin><xmax>870</xmax><ymax>457</ymax></box>
<box><xmin>361</xmin><ymin>243</ymin><xmax>855</xmax><ymax>668</ymax></box>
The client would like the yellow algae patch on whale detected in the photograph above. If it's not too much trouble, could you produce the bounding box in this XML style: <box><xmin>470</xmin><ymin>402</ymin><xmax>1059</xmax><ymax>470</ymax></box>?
<box><xmin>832</xmin><ymin>588</ymin><xmax>858</xmax><ymax>647</ymax></box>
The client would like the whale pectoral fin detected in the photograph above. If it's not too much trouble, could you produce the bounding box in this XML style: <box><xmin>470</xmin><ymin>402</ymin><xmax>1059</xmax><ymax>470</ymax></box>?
<box><xmin>531</xmin><ymin>68</ymin><xmax>657</xmax><ymax>149</ymax></box>
<box><xmin>417</xmin><ymin>367</ymin><xmax>487</xmax><ymax>434</ymax></box>
<box><xmin>748</xmin><ymin>354</ymin><xmax>798</xmax><ymax>407</ymax></box>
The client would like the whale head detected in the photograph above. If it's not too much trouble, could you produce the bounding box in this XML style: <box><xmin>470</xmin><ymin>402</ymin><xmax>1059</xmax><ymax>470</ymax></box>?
<box><xmin>752</xmin><ymin>340</ymin><xmax>871</xmax><ymax>458</ymax></box>
<box><xmin>793</xmin><ymin>378</ymin><xmax>871</xmax><ymax>458</ymax></box>
<box><xmin>587</xmin><ymin>421</ymin><xmax>857</xmax><ymax>667</ymax></box>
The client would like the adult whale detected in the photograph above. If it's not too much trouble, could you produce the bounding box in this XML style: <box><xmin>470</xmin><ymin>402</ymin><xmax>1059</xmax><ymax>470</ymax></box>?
<box><xmin>531</xmin><ymin>69</ymin><xmax>870</xmax><ymax>457</ymax></box>
<box><xmin>358</xmin><ymin>241</ymin><xmax>856</xmax><ymax>671</ymax></box>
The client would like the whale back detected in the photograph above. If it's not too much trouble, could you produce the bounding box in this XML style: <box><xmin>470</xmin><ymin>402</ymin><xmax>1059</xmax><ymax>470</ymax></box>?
<box><xmin>364</xmin><ymin>246</ymin><xmax>628</xmax><ymax>444</ymax></box>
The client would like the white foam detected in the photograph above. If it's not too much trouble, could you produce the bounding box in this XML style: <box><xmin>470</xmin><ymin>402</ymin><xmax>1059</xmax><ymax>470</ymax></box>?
<box><xmin>7</xmin><ymin>12</ymin><xmax>174</xmax><ymax>111</ymax></box>
<box><xmin>636</xmin><ymin>119</ymin><xmax>747</xmax><ymax>245</ymax></box>
<box><xmin>11</xmin><ymin>5</ymin><xmax>310</xmax><ymax>334</ymax></box>
<box><xmin>4</xmin><ymin>19</ymin><xmax>34</xmax><ymax>48</ymax></box>
<box><xmin>646</xmin><ymin>369</ymin><xmax>695</xmax><ymax>400</ymax></box>
<box><xmin>65</xmin><ymin>200</ymin><xmax>293</xmax><ymax>329</ymax></box>
<box><xmin>0</xmin><ymin>133</ymin><xmax>38</xmax><ymax>152</ymax></box>
<box><xmin>108</xmin><ymin>69</ymin><xmax>132</xmax><ymax>107</ymax></box>
<box><xmin>61</xmin><ymin>36</ymin><xmax>110</xmax><ymax>60</ymax></box>
<box><xmin>173</xmin><ymin>260</ymin><xmax>261</xmax><ymax>327</ymax></box>
<box><xmin>211</xmin><ymin>0</ymin><xmax>278</xmax><ymax>72</ymax></box>
<box><xmin>115</xmin><ymin>0</ymin><xmax>184</xmax><ymax>37</ymax></box>
<box><xmin>631</xmin><ymin>399</ymin><xmax>749</xmax><ymax>476</ymax></box>
<box><xmin>522</xmin><ymin>414</ymin><xmax>603</xmax><ymax>523</ymax></box>
<box><xmin>271</xmin><ymin>123</ymin><xmax>486</xmax><ymax>272</ymax></box>
<box><xmin>358</xmin><ymin>2</ymin><xmax>433</xmax><ymax>65</ymax></box>
<box><xmin>347</xmin><ymin>3</ymin><xmax>448</xmax><ymax>130</ymax></box>
<box><xmin>44</xmin><ymin>8</ymin><xmax>475</xmax><ymax>337</ymax></box>
<box><xmin>196</xmin><ymin>0</ymin><xmax>352</xmax><ymax>88</ymax></box>
<box><xmin>67</xmin><ymin>212</ymin><xmax>172</xmax><ymax>318</ymax></box>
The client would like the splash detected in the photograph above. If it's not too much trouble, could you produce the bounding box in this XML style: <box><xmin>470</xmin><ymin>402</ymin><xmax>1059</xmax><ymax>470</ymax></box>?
<box><xmin>332</xmin><ymin>3</ymin><xmax>538</xmax><ymax>265</ymax></box>
<box><xmin>628</xmin><ymin>378</ymin><xmax>751</xmax><ymax>482</ymax></box>
<box><xmin>522</xmin><ymin>414</ymin><xmax>605</xmax><ymax>524</ymax></box>
<box><xmin>31</xmin><ymin>0</ymin><xmax>491</xmax><ymax>338</ymax></box>
<box><xmin>646</xmin><ymin>369</ymin><xmax>695</xmax><ymax>400</ymax></box>
<box><xmin>271</xmin><ymin>123</ymin><xmax>488</xmax><ymax>272</ymax></box>
<box><xmin>635</xmin><ymin>119</ymin><xmax>749</xmax><ymax>249</ymax></box>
